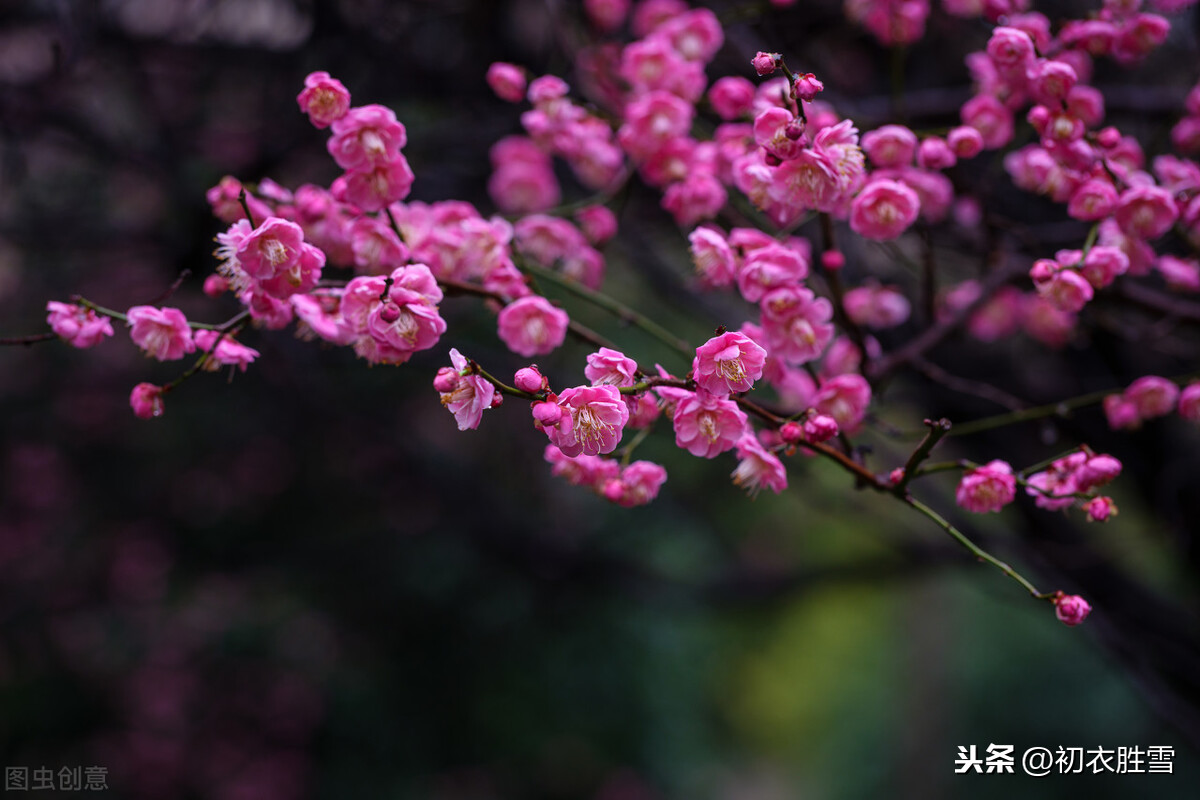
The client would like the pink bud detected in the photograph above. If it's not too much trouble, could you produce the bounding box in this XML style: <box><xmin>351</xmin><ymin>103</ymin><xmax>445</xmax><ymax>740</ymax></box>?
<box><xmin>433</xmin><ymin>367</ymin><xmax>460</xmax><ymax>394</ymax></box>
<box><xmin>917</xmin><ymin>136</ymin><xmax>956</xmax><ymax>170</ymax></box>
<box><xmin>1029</xmin><ymin>258</ymin><xmax>1059</xmax><ymax>287</ymax></box>
<box><xmin>129</xmin><ymin>383</ymin><xmax>165</xmax><ymax>419</ymax></box>
<box><xmin>515</xmin><ymin>366</ymin><xmax>547</xmax><ymax>394</ymax></box>
<box><xmin>752</xmin><ymin>51</ymin><xmax>779</xmax><ymax>76</ymax></box>
<box><xmin>1179</xmin><ymin>382</ymin><xmax>1200</xmax><ymax>421</ymax></box>
<box><xmin>779</xmin><ymin>421</ymin><xmax>803</xmax><ymax>444</ymax></box>
<box><xmin>1095</xmin><ymin>126</ymin><xmax>1122</xmax><ymax>148</ymax></box>
<box><xmin>1083</xmin><ymin>496</ymin><xmax>1118</xmax><ymax>523</ymax></box>
<box><xmin>821</xmin><ymin>250</ymin><xmax>845</xmax><ymax>270</ymax></box>
<box><xmin>947</xmin><ymin>126</ymin><xmax>984</xmax><ymax>159</ymax></box>
<box><xmin>888</xmin><ymin>468</ymin><xmax>905</xmax><ymax>485</ymax></box>
<box><xmin>1054</xmin><ymin>593</ymin><xmax>1092</xmax><ymax>626</ymax></box>
<box><xmin>803</xmin><ymin>414</ymin><xmax>839</xmax><ymax>443</ymax></box>
<box><xmin>203</xmin><ymin>274</ymin><xmax>229</xmax><ymax>298</ymax></box>
<box><xmin>378</xmin><ymin>302</ymin><xmax>401</xmax><ymax>323</ymax></box>
<box><xmin>487</xmin><ymin>62</ymin><xmax>527</xmax><ymax>103</ymax></box>
<box><xmin>532</xmin><ymin>400</ymin><xmax>564</xmax><ymax>428</ymax></box>
<box><xmin>793</xmin><ymin>73</ymin><xmax>824</xmax><ymax>102</ymax></box>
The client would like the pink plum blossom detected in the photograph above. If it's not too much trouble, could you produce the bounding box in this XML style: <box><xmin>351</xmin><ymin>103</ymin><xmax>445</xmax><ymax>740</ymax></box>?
<box><xmin>956</xmin><ymin>460</ymin><xmax>1017</xmax><ymax>513</ymax></box>
<box><xmin>843</xmin><ymin>284</ymin><xmax>911</xmax><ymax>329</ymax></box>
<box><xmin>339</xmin><ymin>156</ymin><xmax>415</xmax><ymax>212</ymax></box>
<box><xmin>731</xmin><ymin>435</ymin><xmax>787</xmax><ymax>496</ymax></box>
<box><xmin>126</xmin><ymin>306</ymin><xmax>196</xmax><ymax>361</ymax></box>
<box><xmin>437</xmin><ymin>349</ymin><xmax>497</xmax><ymax>431</ymax></box>
<box><xmin>736</xmin><ymin>242</ymin><xmax>807</xmax><ymax>302</ymax></box>
<box><xmin>812</xmin><ymin>374</ymin><xmax>871</xmax><ymax>434</ymax></box>
<box><xmin>862</xmin><ymin>125</ymin><xmax>918</xmax><ymax>168</ymax></box>
<box><xmin>673</xmin><ymin>391</ymin><xmax>748</xmax><ymax>458</ymax></box>
<box><xmin>586</xmin><ymin>347</ymin><xmax>639</xmax><ymax>387</ymax></box>
<box><xmin>296</xmin><ymin>71</ymin><xmax>351</xmax><ymax>129</ymax></box>
<box><xmin>708</xmin><ymin>76</ymin><xmax>755</xmax><ymax>120</ymax></box>
<box><xmin>1114</xmin><ymin>185</ymin><xmax>1180</xmax><ymax>240</ymax></box>
<box><xmin>575</xmin><ymin>205</ymin><xmax>618</xmax><ymax>245</ymax></box>
<box><xmin>692</xmin><ymin>331</ymin><xmax>767</xmax><ymax>397</ymax></box>
<box><xmin>691</xmin><ymin>226</ymin><xmax>734</xmax><ymax>289</ymax></box>
<box><xmin>850</xmin><ymin>179</ymin><xmax>921</xmax><ymax>240</ymax></box>
<box><xmin>497</xmin><ymin>296</ymin><xmax>570</xmax><ymax>357</ymax></box>
<box><xmin>327</xmin><ymin>105</ymin><xmax>408</xmax><ymax>172</ymax></box>
<box><xmin>759</xmin><ymin>286</ymin><xmax>835</xmax><ymax>365</ymax></box>
<box><xmin>235</xmin><ymin>217</ymin><xmax>306</xmax><ymax>282</ymax></box>
<box><xmin>194</xmin><ymin>330</ymin><xmax>259</xmax><ymax>372</ymax></box>
<box><xmin>545</xmin><ymin>384</ymin><xmax>629</xmax><ymax>457</ymax></box>
<box><xmin>604</xmin><ymin>461</ymin><xmax>668</xmax><ymax>507</ymax></box>
<box><xmin>46</xmin><ymin>302</ymin><xmax>114</xmax><ymax>348</ymax></box>
<box><xmin>545</xmin><ymin>445</ymin><xmax>621</xmax><ymax>491</ymax></box>
<box><xmin>1125</xmin><ymin>375</ymin><xmax>1180</xmax><ymax>419</ymax></box>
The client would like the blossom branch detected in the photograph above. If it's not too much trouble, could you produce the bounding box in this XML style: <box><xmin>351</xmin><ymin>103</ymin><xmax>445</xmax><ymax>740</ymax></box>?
<box><xmin>905</xmin><ymin>495</ymin><xmax>1052</xmax><ymax>601</ymax></box>
<box><xmin>893</xmin><ymin>417</ymin><xmax>951</xmax><ymax>495</ymax></box>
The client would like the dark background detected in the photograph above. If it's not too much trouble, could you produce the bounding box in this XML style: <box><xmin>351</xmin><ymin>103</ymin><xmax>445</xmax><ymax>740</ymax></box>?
<box><xmin>1</xmin><ymin>1</ymin><xmax>1199</xmax><ymax>797</ymax></box>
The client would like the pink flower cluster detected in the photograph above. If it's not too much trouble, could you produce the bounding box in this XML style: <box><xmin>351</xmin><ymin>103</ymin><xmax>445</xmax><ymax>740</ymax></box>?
<box><xmin>1025</xmin><ymin>448</ymin><xmax>1122</xmax><ymax>516</ymax></box>
<box><xmin>544</xmin><ymin>446</ymin><xmax>667</xmax><ymax>508</ymax></box>
<box><xmin>45</xmin><ymin>302</ymin><xmax>114</xmax><ymax>349</ymax></box>
<box><xmin>1103</xmin><ymin>375</ymin><xmax>1187</xmax><ymax>430</ymax></box>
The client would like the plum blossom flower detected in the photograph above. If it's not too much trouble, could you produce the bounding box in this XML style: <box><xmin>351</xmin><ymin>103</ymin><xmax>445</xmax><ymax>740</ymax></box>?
<box><xmin>759</xmin><ymin>286</ymin><xmax>835</xmax><ymax>365</ymax></box>
<box><xmin>1125</xmin><ymin>375</ymin><xmax>1180</xmax><ymax>419</ymax></box>
<box><xmin>585</xmin><ymin>347</ymin><xmax>639</xmax><ymax>387</ymax></box>
<box><xmin>545</xmin><ymin>384</ymin><xmax>629</xmax><ymax>457</ymax></box>
<box><xmin>603</xmin><ymin>461</ymin><xmax>668</xmax><ymax>507</ymax></box>
<box><xmin>708</xmin><ymin>76</ymin><xmax>756</xmax><ymax>120</ymax></box>
<box><xmin>850</xmin><ymin>179</ymin><xmax>921</xmax><ymax>241</ymax></box>
<box><xmin>296</xmin><ymin>71</ymin><xmax>351</xmax><ymax>129</ymax></box>
<box><xmin>194</xmin><ymin>330</ymin><xmax>260</xmax><ymax>372</ymax></box>
<box><xmin>497</xmin><ymin>296</ymin><xmax>570</xmax><ymax>357</ymax></box>
<box><xmin>126</xmin><ymin>306</ymin><xmax>196</xmax><ymax>361</ymax></box>
<box><xmin>673</xmin><ymin>391</ymin><xmax>748</xmax><ymax>458</ymax></box>
<box><xmin>692</xmin><ymin>331</ymin><xmax>767</xmax><ymax>397</ymax></box>
<box><xmin>731</xmin><ymin>435</ymin><xmax>787</xmax><ymax>496</ymax></box>
<box><xmin>46</xmin><ymin>302</ymin><xmax>114</xmax><ymax>348</ymax></box>
<box><xmin>236</xmin><ymin>217</ymin><xmax>306</xmax><ymax>282</ymax></box>
<box><xmin>956</xmin><ymin>460</ymin><xmax>1017</xmax><ymax>513</ymax></box>
<box><xmin>545</xmin><ymin>445</ymin><xmax>621</xmax><ymax>491</ymax></box>
<box><xmin>689</xmin><ymin>226</ymin><xmax>738</xmax><ymax>289</ymax></box>
<box><xmin>436</xmin><ymin>349</ymin><xmax>497</xmax><ymax>431</ymax></box>
<box><xmin>327</xmin><ymin>105</ymin><xmax>408</xmax><ymax>172</ymax></box>
<box><xmin>812</xmin><ymin>374</ymin><xmax>871</xmax><ymax>434</ymax></box>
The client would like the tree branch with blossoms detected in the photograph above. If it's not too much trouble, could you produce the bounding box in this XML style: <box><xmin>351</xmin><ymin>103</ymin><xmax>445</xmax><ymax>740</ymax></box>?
<box><xmin>12</xmin><ymin>0</ymin><xmax>1200</xmax><ymax>634</ymax></box>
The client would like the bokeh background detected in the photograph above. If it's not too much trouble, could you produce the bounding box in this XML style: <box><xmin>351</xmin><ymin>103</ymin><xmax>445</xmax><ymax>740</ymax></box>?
<box><xmin>1</xmin><ymin>0</ymin><xmax>1199</xmax><ymax>797</ymax></box>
